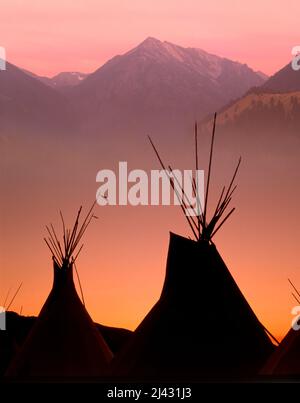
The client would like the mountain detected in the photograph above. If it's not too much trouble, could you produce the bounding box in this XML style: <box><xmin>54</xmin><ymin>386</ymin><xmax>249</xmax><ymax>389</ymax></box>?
<box><xmin>0</xmin><ymin>62</ymin><xmax>75</xmax><ymax>134</ymax></box>
<box><xmin>211</xmin><ymin>91</ymin><xmax>300</xmax><ymax>126</ymax></box>
<box><xmin>69</xmin><ymin>37</ymin><xmax>267</xmax><ymax>132</ymax></box>
<box><xmin>261</xmin><ymin>62</ymin><xmax>300</xmax><ymax>92</ymax></box>
<box><xmin>199</xmin><ymin>57</ymin><xmax>300</xmax><ymax>139</ymax></box>
<box><xmin>21</xmin><ymin>68</ymin><xmax>53</xmax><ymax>86</ymax></box>
<box><xmin>39</xmin><ymin>71</ymin><xmax>88</xmax><ymax>89</ymax></box>
<box><xmin>256</xmin><ymin>70</ymin><xmax>269</xmax><ymax>81</ymax></box>
<box><xmin>201</xmin><ymin>90</ymin><xmax>300</xmax><ymax>144</ymax></box>
<box><xmin>22</xmin><ymin>69</ymin><xmax>88</xmax><ymax>89</ymax></box>
<box><xmin>2</xmin><ymin>38</ymin><xmax>267</xmax><ymax>135</ymax></box>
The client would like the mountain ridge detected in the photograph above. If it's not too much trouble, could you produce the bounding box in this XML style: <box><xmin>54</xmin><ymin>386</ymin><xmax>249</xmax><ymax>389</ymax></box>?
<box><xmin>66</xmin><ymin>37</ymin><xmax>267</xmax><ymax>132</ymax></box>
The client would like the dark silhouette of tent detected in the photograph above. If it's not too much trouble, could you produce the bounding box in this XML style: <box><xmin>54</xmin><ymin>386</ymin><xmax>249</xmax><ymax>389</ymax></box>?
<box><xmin>6</xmin><ymin>204</ymin><xmax>113</xmax><ymax>377</ymax></box>
<box><xmin>261</xmin><ymin>328</ymin><xmax>300</xmax><ymax>376</ymax></box>
<box><xmin>112</xmin><ymin>114</ymin><xmax>275</xmax><ymax>379</ymax></box>
<box><xmin>261</xmin><ymin>280</ymin><xmax>300</xmax><ymax>375</ymax></box>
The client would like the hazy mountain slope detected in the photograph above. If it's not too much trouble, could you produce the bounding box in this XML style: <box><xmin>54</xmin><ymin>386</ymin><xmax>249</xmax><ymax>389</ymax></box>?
<box><xmin>69</xmin><ymin>37</ymin><xmax>267</xmax><ymax>132</ymax></box>
<box><xmin>0</xmin><ymin>62</ymin><xmax>75</xmax><ymax>134</ymax></box>
<box><xmin>204</xmin><ymin>91</ymin><xmax>300</xmax><ymax>135</ymax></box>
<box><xmin>261</xmin><ymin>63</ymin><xmax>300</xmax><ymax>92</ymax></box>
<box><xmin>49</xmin><ymin>71</ymin><xmax>88</xmax><ymax>88</ymax></box>
<box><xmin>22</xmin><ymin>69</ymin><xmax>88</xmax><ymax>89</ymax></box>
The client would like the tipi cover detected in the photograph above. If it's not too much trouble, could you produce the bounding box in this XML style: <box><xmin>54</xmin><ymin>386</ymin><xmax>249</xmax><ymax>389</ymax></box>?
<box><xmin>113</xmin><ymin>115</ymin><xmax>275</xmax><ymax>379</ymax></box>
<box><xmin>261</xmin><ymin>327</ymin><xmax>300</xmax><ymax>375</ymax></box>
<box><xmin>261</xmin><ymin>281</ymin><xmax>300</xmax><ymax>376</ymax></box>
<box><xmin>113</xmin><ymin>232</ymin><xmax>274</xmax><ymax>378</ymax></box>
<box><xmin>6</xmin><ymin>205</ymin><xmax>113</xmax><ymax>377</ymax></box>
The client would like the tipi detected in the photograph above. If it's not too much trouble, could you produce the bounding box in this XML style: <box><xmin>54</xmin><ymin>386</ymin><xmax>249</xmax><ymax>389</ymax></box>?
<box><xmin>112</xmin><ymin>114</ymin><xmax>275</xmax><ymax>379</ymax></box>
<box><xmin>6</xmin><ymin>204</ymin><xmax>113</xmax><ymax>377</ymax></box>
<box><xmin>261</xmin><ymin>280</ymin><xmax>300</xmax><ymax>375</ymax></box>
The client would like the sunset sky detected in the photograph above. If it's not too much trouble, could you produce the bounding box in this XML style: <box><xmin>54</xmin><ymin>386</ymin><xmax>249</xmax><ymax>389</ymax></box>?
<box><xmin>1</xmin><ymin>0</ymin><xmax>300</xmax><ymax>343</ymax></box>
<box><xmin>0</xmin><ymin>0</ymin><xmax>299</xmax><ymax>76</ymax></box>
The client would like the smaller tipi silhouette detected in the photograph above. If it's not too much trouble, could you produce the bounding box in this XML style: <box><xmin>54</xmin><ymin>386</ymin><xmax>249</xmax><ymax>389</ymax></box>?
<box><xmin>261</xmin><ymin>279</ymin><xmax>300</xmax><ymax>375</ymax></box>
<box><xmin>6</xmin><ymin>204</ymin><xmax>113</xmax><ymax>377</ymax></box>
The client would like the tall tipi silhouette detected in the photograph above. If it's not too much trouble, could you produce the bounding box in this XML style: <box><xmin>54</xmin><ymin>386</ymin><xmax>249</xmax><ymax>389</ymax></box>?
<box><xmin>113</xmin><ymin>114</ymin><xmax>275</xmax><ymax>379</ymax></box>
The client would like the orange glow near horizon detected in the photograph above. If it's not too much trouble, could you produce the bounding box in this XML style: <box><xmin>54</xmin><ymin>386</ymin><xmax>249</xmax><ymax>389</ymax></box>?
<box><xmin>1</xmin><ymin>150</ymin><xmax>299</xmax><ymax>342</ymax></box>
<box><xmin>1</xmin><ymin>204</ymin><xmax>296</xmax><ymax>342</ymax></box>
<box><xmin>1</xmin><ymin>0</ymin><xmax>300</xmax><ymax>344</ymax></box>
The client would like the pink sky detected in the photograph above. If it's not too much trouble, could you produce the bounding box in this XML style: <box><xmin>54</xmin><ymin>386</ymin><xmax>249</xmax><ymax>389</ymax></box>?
<box><xmin>0</xmin><ymin>0</ymin><xmax>298</xmax><ymax>77</ymax></box>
